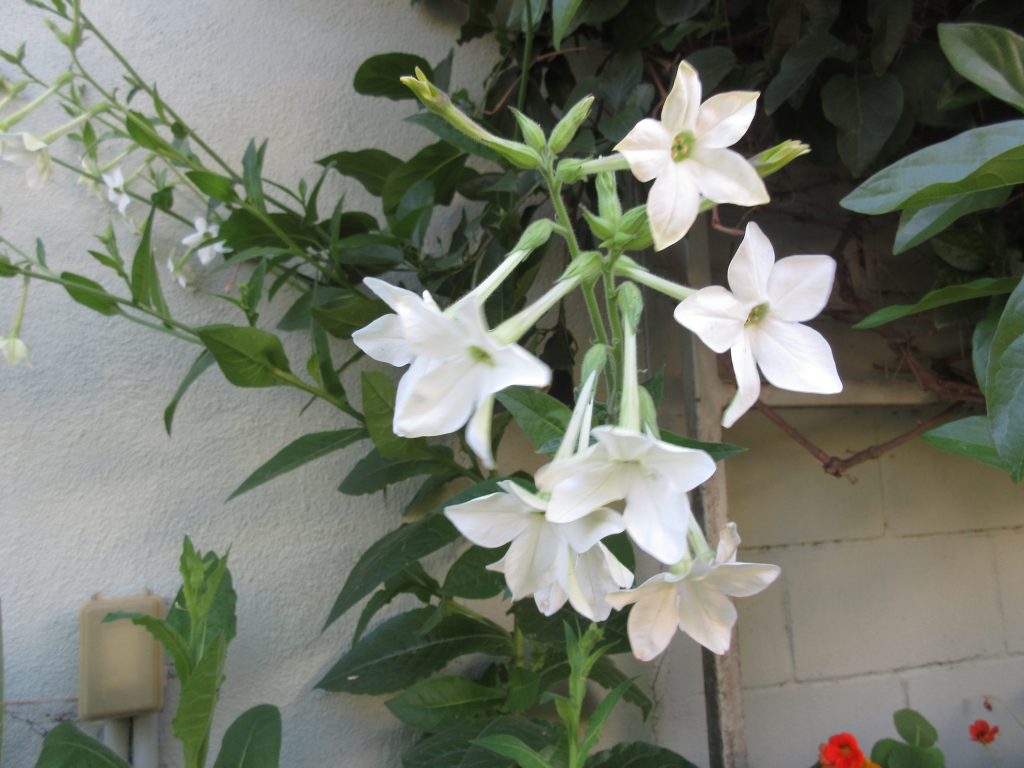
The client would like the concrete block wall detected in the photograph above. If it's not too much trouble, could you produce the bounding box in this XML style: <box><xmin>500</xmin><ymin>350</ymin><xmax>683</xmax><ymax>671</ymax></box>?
<box><xmin>728</xmin><ymin>407</ymin><xmax>1024</xmax><ymax>768</ymax></box>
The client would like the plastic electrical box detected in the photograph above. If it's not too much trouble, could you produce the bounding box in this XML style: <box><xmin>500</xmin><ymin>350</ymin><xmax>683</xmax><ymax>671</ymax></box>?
<box><xmin>79</xmin><ymin>593</ymin><xmax>164</xmax><ymax>720</ymax></box>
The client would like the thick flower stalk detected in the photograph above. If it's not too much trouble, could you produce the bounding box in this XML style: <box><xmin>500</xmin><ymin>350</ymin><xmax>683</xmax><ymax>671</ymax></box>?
<box><xmin>674</xmin><ymin>221</ymin><xmax>842</xmax><ymax>427</ymax></box>
<box><xmin>615</xmin><ymin>61</ymin><xmax>769</xmax><ymax>250</ymax></box>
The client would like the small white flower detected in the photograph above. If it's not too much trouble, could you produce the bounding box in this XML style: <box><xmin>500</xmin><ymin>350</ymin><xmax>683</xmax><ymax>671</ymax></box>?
<box><xmin>352</xmin><ymin>277</ymin><xmax>551</xmax><ymax>468</ymax></box>
<box><xmin>673</xmin><ymin>221</ymin><xmax>842</xmax><ymax>428</ymax></box>
<box><xmin>445</xmin><ymin>480</ymin><xmax>632</xmax><ymax>620</ymax></box>
<box><xmin>614</xmin><ymin>61</ymin><xmax>768</xmax><ymax>251</ymax></box>
<box><xmin>166</xmin><ymin>254</ymin><xmax>194</xmax><ymax>289</ymax></box>
<box><xmin>539</xmin><ymin>426</ymin><xmax>717</xmax><ymax>565</ymax></box>
<box><xmin>182</xmin><ymin>217</ymin><xmax>231</xmax><ymax>266</ymax></box>
<box><xmin>102</xmin><ymin>167</ymin><xmax>131</xmax><ymax>216</ymax></box>
<box><xmin>0</xmin><ymin>336</ymin><xmax>29</xmax><ymax>367</ymax></box>
<box><xmin>0</xmin><ymin>132</ymin><xmax>52</xmax><ymax>188</ymax></box>
<box><xmin>606</xmin><ymin>523</ymin><xmax>780</xmax><ymax>659</ymax></box>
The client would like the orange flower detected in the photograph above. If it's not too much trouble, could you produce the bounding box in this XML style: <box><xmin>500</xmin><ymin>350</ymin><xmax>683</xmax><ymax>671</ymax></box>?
<box><xmin>970</xmin><ymin>719</ymin><xmax>999</xmax><ymax>744</ymax></box>
<box><xmin>819</xmin><ymin>733</ymin><xmax>866</xmax><ymax>768</ymax></box>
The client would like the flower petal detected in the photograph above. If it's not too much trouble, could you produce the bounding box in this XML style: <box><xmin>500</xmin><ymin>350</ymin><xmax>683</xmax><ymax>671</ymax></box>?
<box><xmin>688</xmin><ymin>147</ymin><xmax>769</xmax><ymax>207</ymax></box>
<box><xmin>534</xmin><ymin>580</ymin><xmax>569</xmax><ymax>616</ymax></box>
<box><xmin>502</xmin><ymin>520</ymin><xmax>561</xmax><ymax>599</ymax></box>
<box><xmin>623</xmin><ymin>475</ymin><xmax>694</xmax><ymax>564</ymax></box>
<box><xmin>544</xmin><ymin>459</ymin><xmax>631</xmax><ymax>523</ymax></box>
<box><xmin>705</xmin><ymin>562</ymin><xmax>781</xmax><ymax>598</ymax></box>
<box><xmin>727</xmin><ymin>222</ymin><xmax>775</xmax><ymax>304</ymax></box>
<box><xmin>614</xmin><ymin>118</ymin><xmax>672</xmax><ymax>183</ymax></box>
<box><xmin>393</xmin><ymin>357</ymin><xmax>478</xmax><ymax>437</ymax></box>
<box><xmin>715</xmin><ymin>522</ymin><xmax>742</xmax><ymax>563</ymax></box>
<box><xmin>673</xmin><ymin>286</ymin><xmax>748</xmax><ymax>354</ymax></box>
<box><xmin>444</xmin><ymin>491</ymin><xmax>533</xmax><ymax>547</ymax></box>
<box><xmin>675</xmin><ymin>581</ymin><xmax>737</xmax><ymax>655</ymax></box>
<box><xmin>484</xmin><ymin>343</ymin><xmax>553</xmax><ymax>393</ymax></box>
<box><xmin>722</xmin><ymin>334</ymin><xmax>760</xmax><ymax>428</ymax></box>
<box><xmin>647</xmin><ymin>163</ymin><xmax>700</xmax><ymax>251</ymax></box>
<box><xmin>362</xmin><ymin>276</ymin><xmax>421</xmax><ymax>313</ymax></box>
<box><xmin>662</xmin><ymin>61</ymin><xmax>702</xmax><ymax>134</ymax></box>
<box><xmin>695</xmin><ymin>91</ymin><xmax>758</xmax><ymax>148</ymax></box>
<box><xmin>351</xmin><ymin>313</ymin><xmax>415</xmax><ymax>366</ymax></box>
<box><xmin>566</xmin><ymin>546</ymin><xmax>631</xmax><ymax>621</ymax></box>
<box><xmin>559</xmin><ymin>507</ymin><xmax>626</xmax><ymax>553</ymax></box>
<box><xmin>466</xmin><ymin>395</ymin><xmax>496</xmax><ymax>469</ymax></box>
<box><xmin>750</xmin><ymin>319</ymin><xmax>842</xmax><ymax>394</ymax></box>
<box><xmin>612</xmin><ymin>576</ymin><xmax>681</xmax><ymax>662</ymax></box>
<box><xmin>766</xmin><ymin>255</ymin><xmax>836</xmax><ymax>322</ymax></box>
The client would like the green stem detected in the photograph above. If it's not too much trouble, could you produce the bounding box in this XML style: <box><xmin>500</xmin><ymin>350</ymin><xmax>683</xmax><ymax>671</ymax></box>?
<box><xmin>9</xmin><ymin>276</ymin><xmax>30</xmax><ymax>338</ymax></box>
<box><xmin>515</xmin><ymin>1</ymin><xmax>535</xmax><ymax>120</ymax></box>
<box><xmin>613</xmin><ymin>258</ymin><xmax>695</xmax><ymax>301</ymax></box>
<box><xmin>274</xmin><ymin>370</ymin><xmax>361</xmax><ymax>420</ymax></box>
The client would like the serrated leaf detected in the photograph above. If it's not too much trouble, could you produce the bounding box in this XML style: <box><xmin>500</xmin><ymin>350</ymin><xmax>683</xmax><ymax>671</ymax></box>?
<box><xmin>386</xmin><ymin>677</ymin><xmax>505</xmax><ymax>732</ymax></box>
<box><xmin>922</xmin><ymin>416</ymin><xmax>1011</xmax><ymax>473</ymax></box>
<box><xmin>496</xmin><ymin>387</ymin><xmax>571</xmax><ymax>449</ymax></box>
<box><xmin>33</xmin><ymin>723</ymin><xmax>131</xmax><ymax>768</ymax></box>
<box><xmin>894</xmin><ymin>188</ymin><xmax>1011</xmax><ymax>254</ymax></box>
<box><xmin>60</xmin><ymin>272</ymin><xmax>121</xmax><ymax>316</ymax></box>
<box><xmin>354</xmin><ymin>53</ymin><xmax>432</xmax><ymax>100</ymax></box>
<box><xmin>197</xmin><ymin>324</ymin><xmax>291</xmax><ymax>388</ymax></box>
<box><xmin>841</xmin><ymin>120</ymin><xmax>1024</xmax><ymax>214</ymax></box>
<box><xmin>938</xmin><ymin>23</ymin><xmax>1024</xmax><ymax>112</ymax></box>
<box><xmin>821</xmin><ymin>73</ymin><xmax>904</xmax><ymax>176</ymax></box>
<box><xmin>228</xmin><ymin>429</ymin><xmax>366</xmax><ymax>500</ymax></box>
<box><xmin>855</xmin><ymin>277</ymin><xmax>1020</xmax><ymax>328</ymax></box>
<box><xmin>165</xmin><ymin>350</ymin><xmax>215</xmax><ymax>434</ymax></box>
<box><xmin>317</xmin><ymin>149</ymin><xmax>402</xmax><ymax>197</ymax></box>
<box><xmin>211</xmin><ymin>705</ymin><xmax>282</xmax><ymax>768</ymax></box>
<box><xmin>317</xmin><ymin>608</ymin><xmax>510</xmax><ymax>694</ymax></box>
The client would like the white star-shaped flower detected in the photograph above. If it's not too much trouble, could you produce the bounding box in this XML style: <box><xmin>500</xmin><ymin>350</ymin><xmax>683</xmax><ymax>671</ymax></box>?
<box><xmin>538</xmin><ymin>426</ymin><xmax>716</xmax><ymax>565</ymax></box>
<box><xmin>102</xmin><ymin>167</ymin><xmax>131</xmax><ymax>216</ymax></box>
<box><xmin>673</xmin><ymin>222</ymin><xmax>842</xmax><ymax>428</ymax></box>
<box><xmin>606</xmin><ymin>523</ymin><xmax>780</xmax><ymax>659</ymax></box>
<box><xmin>445</xmin><ymin>480</ymin><xmax>632</xmax><ymax>620</ymax></box>
<box><xmin>614</xmin><ymin>61</ymin><xmax>768</xmax><ymax>251</ymax></box>
<box><xmin>352</xmin><ymin>277</ymin><xmax>551</xmax><ymax>468</ymax></box>
<box><xmin>0</xmin><ymin>132</ymin><xmax>52</xmax><ymax>188</ymax></box>
<box><xmin>182</xmin><ymin>217</ymin><xmax>231</xmax><ymax>265</ymax></box>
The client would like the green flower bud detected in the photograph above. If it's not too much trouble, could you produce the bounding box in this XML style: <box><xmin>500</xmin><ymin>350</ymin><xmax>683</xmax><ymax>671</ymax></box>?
<box><xmin>555</xmin><ymin>158</ymin><xmax>585</xmax><ymax>184</ymax></box>
<box><xmin>638</xmin><ymin>386</ymin><xmax>660</xmax><ymax>436</ymax></box>
<box><xmin>581</xmin><ymin>343</ymin><xmax>609</xmax><ymax>387</ymax></box>
<box><xmin>751</xmin><ymin>139</ymin><xmax>811</xmax><ymax>178</ymax></box>
<box><xmin>617</xmin><ymin>281</ymin><xmax>644</xmax><ymax>331</ymax></box>
<box><xmin>582</xmin><ymin>208</ymin><xmax>614</xmax><ymax>242</ymax></box>
<box><xmin>595</xmin><ymin>172</ymin><xmax>622</xmax><ymax>222</ymax></box>
<box><xmin>514</xmin><ymin>218</ymin><xmax>555</xmax><ymax>252</ymax></box>
<box><xmin>510</xmin><ymin>108</ymin><xmax>546</xmax><ymax>153</ymax></box>
<box><xmin>549</xmin><ymin>94</ymin><xmax>594</xmax><ymax>154</ymax></box>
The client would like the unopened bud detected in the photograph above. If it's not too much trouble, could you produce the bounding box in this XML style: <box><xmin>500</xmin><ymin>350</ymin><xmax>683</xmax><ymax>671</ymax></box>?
<box><xmin>511</xmin><ymin>108</ymin><xmax>546</xmax><ymax>152</ymax></box>
<box><xmin>639</xmin><ymin>386</ymin><xmax>660</xmax><ymax>436</ymax></box>
<box><xmin>751</xmin><ymin>139</ymin><xmax>811</xmax><ymax>177</ymax></box>
<box><xmin>549</xmin><ymin>95</ymin><xmax>594</xmax><ymax>154</ymax></box>
<box><xmin>514</xmin><ymin>218</ymin><xmax>555</xmax><ymax>252</ymax></box>
<box><xmin>595</xmin><ymin>172</ymin><xmax>621</xmax><ymax>222</ymax></box>
<box><xmin>581</xmin><ymin>344</ymin><xmax>609</xmax><ymax>387</ymax></box>
<box><xmin>582</xmin><ymin>209</ymin><xmax>614</xmax><ymax>242</ymax></box>
<box><xmin>555</xmin><ymin>158</ymin><xmax>585</xmax><ymax>184</ymax></box>
<box><xmin>617</xmin><ymin>281</ymin><xmax>644</xmax><ymax>331</ymax></box>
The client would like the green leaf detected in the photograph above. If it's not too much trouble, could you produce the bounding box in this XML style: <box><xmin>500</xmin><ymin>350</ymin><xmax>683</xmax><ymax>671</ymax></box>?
<box><xmin>129</xmin><ymin>209</ymin><xmax>166</xmax><ymax>313</ymax></box>
<box><xmin>821</xmin><ymin>73</ymin><xmax>904</xmax><ymax>176</ymax></box>
<box><xmin>893</xmin><ymin>708</ymin><xmax>939</xmax><ymax>748</ymax></box>
<box><xmin>922</xmin><ymin>416</ymin><xmax>1011</xmax><ymax>472</ymax></box>
<box><xmin>354</xmin><ymin>53</ymin><xmax>433</xmax><ymax>100</ymax></box>
<box><xmin>580</xmin><ymin>678</ymin><xmax>634</xmax><ymax>755</ymax></box>
<box><xmin>228</xmin><ymin>429</ymin><xmax>367</xmax><ymax>500</ymax></box>
<box><xmin>211</xmin><ymin>705</ymin><xmax>282</xmax><ymax>768</ymax></box>
<box><xmin>125</xmin><ymin>111</ymin><xmax>168</xmax><ymax>154</ymax></box>
<box><xmin>585</xmin><ymin>742</ymin><xmax>698</xmax><ymax>768</ymax></box>
<box><xmin>60</xmin><ymin>272</ymin><xmax>121</xmax><ymax>316</ymax></box>
<box><xmin>338</xmin><ymin>448</ymin><xmax>454</xmax><ymax>495</ymax></box>
<box><xmin>871</xmin><ymin>738</ymin><xmax>901</xmax><ymax>765</ymax></box>
<box><xmin>103</xmin><ymin>611</ymin><xmax>191</xmax><ymax>684</ymax></box>
<box><xmin>166</xmin><ymin>548</ymin><xmax>237</xmax><ymax>651</ymax></box>
<box><xmin>405</xmin><ymin>112</ymin><xmax>503</xmax><ymax>164</ymax></box>
<box><xmin>987</xmin><ymin>277</ymin><xmax>1024</xmax><ymax>481</ymax></box>
<box><xmin>894</xmin><ymin>188</ymin><xmax>1011</xmax><ymax>254</ymax></box>
<box><xmin>381</xmin><ymin>142</ymin><xmax>467</xmax><ymax>213</ymax></box>
<box><xmin>503</xmin><ymin>668</ymin><xmax>541</xmax><ymax>714</ymax></box>
<box><xmin>353</xmin><ymin>563</ymin><xmax>439</xmax><ymax>643</ymax></box>
<box><xmin>888</xmin><ymin>743</ymin><xmax>946</xmax><ymax>768</ymax></box>
<box><xmin>186</xmin><ymin>170</ymin><xmax>238</xmax><ymax>203</ymax></box>
<box><xmin>551</xmin><ymin>0</ymin><xmax>583</xmax><ymax>50</ymax></box>
<box><xmin>973</xmin><ymin>300</ymin><xmax>1004</xmax><ymax>391</ymax></box>
<box><xmin>362</xmin><ymin>371</ymin><xmax>435</xmax><ymax>460</ymax></box>
<box><xmin>938</xmin><ymin>23</ymin><xmax>1024</xmax><ymax>112</ymax></box>
<box><xmin>685</xmin><ymin>47</ymin><xmax>737</xmax><ymax>94</ymax></box>
<box><xmin>324</xmin><ymin>511</ymin><xmax>463</xmax><ymax>627</ymax></box>
<box><xmin>164</xmin><ymin>351</ymin><xmax>215</xmax><ymax>435</ymax></box>
<box><xmin>173</xmin><ymin>634</ymin><xmax>227</xmax><ymax>768</ymax></box>
<box><xmin>472</xmin><ymin>735</ymin><xmax>551</xmax><ymax>768</ymax></box>
<box><xmin>310</xmin><ymin>288</ymin><xmax>388</xmax><ymax>340</ymax></box>
<box><xmin>387</xmin><ymin>677</ymin><xmax>505</xmax><ymax>732</ymax></box>
<box><xmin>317</xmin><ymin>149</ymin><xmax>402</xmax><ymax>197</ymax></box>
<box><xmin>442</xmin><ymin>545</ymin><xmax>507</xmax><ymax>599</ymax></box>
<box><xmin>764</xmin><ymin>34</ymin><xmax>853</xmax><ymax>114</ymax></box>
<box><xmin>841</xmin><ymin>120</ymin><xmax>1024</xmax><ymax>214</ymax></box>
<box><xmin>317</xmin><ymin>607</ymin><xmax>510</xmax><ymax>694</ymax></box>
<box><xmin>241</xmin><ymin>140</ymin><xmax>267</xmax><ymax>212</ymax></box>
<box><xmin>854</xmin><ymin>277</ymin><xmax>1020</xmax><ymax>329</ymax></box>
<box><xmin>659</xmin><ymin>430</ymin><xmax>746</xmax><ymax>461</ymax></box>
<box><xmin>868</xmin><ymin>0</ymin><xmax>912</xmax><ymax>74</ymax></box>
<box><xmin>402</xmin><ymin>716</ymin><xmax>557</xmax><ymax>768</ymax></box>
<box><xmin>197</xmin><ymin>324</ymin><xmax>292</xmax><ymax>388</ymax></box>
<box><xmin>34</xmin><ymin>723</ymin><xmax>131</xmax><ymax>768</ymax></box>
<box><xmin>589</xmin><ymin>657</ymin><xmax>652</xmax><ymax>719</ymax></box>
<box><xmin>496</xmin><ymin>387</ymin><xmax>572</xmax><ymax>449</ymax></box>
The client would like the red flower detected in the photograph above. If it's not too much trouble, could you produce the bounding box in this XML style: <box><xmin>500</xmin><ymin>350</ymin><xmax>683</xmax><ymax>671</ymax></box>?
<box><xmin>819</xmin><ymin>733</ymin><xmax>866</xmax><ymax>768</ymax></box>
<box><xmin>970</xmin><ymin>719</ymin><xmax>999</xmax><ymax>744</ymax></box>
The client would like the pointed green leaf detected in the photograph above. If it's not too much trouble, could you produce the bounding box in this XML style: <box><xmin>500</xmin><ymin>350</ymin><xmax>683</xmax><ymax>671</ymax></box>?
<box><xmin>821</xmin><ymin>73</ymin><xmax>904</xmax><ymax>176</ymax></box>
<box><xmin>659</xmin><ymin>430</ymin><xmax>746</xmax><ymax>461</ymax></box>
<box><xmin>165</xmin><ymin>351</ymin><xmax>215</xmax><ymax>434</ymax></box>
<box><xmin>893</xmin><ymin>708</ymin><xmax>939</xmax><ymax>748</ymax></box>
<box><xmin>381</xmin><ymin>142</ymin><xmax>467</xmax><ymax>213</ymax></box>
<box><xmin>402</xmin><ymin>716</ymin><xmax>558</xmax><ymax>768</ymax></box>
<box><xmin>361</xmin><ymin>371</ymin><xmax>435</xmax><ymax>460</ymax></box>
<box><xmin>589</xmin><ymin>657</ymin><xmax>652</xmax><ymax>719</ymax></box>
<box><xmin>103</xmin><ymin>611</ymin><xmax>190</xmax><ymax>684</ymax></box>
<box><xmin>987</xmin><ymin>278</ymin><xmax>1024</xmax><ymax>481</ymax></box>
<box><xmin>228</xmin><ymin>428</ymin><xmax>367</xmax><ymax>500</ymax></box>
<box><xmin>211</xmin><ymin>704</ymin><xmax>282</xmax><ymax>768</ymax></box>
<box><xmin>173</xmin><ymin>634</ymin><xmax>227</xmax><ymax>768</ymax></box>
<box><xmin>241</xmin><ymin>140</ymin><xmax>268</xmax><ymax>213</ymax></box>
<box><xmin>585</xmin><ymin>742</ymin><xmax>698</xmax><ymax>768</ymax></box>
<box><xmin>338</xmin><ymin>448</ymin><xmax>454</xmax><ymax>496</ymax></box>
<box><xmin>386</xmin><ymin>676</ymin><xmax>505</xmax><ymax>732</ymax></box>
<box><xmin>442</xmin><ymin>545</ymin><xmax>507</xmax><ymax>599</ymax></box>
<box><xmin>552</xmin><ymin>0</ymin><xmax>583</xmax><ymax>50</ymax></box>
<box><xmin>352</xmin><ymin>563</ymin><xmax>439</xmax><ymax>644</ymax></box>
<box><xmin>894</xmin><ymin>188</ymin><xmax>1011</xmax><ymax>253</ymax></box>
<box><xmin>129</xmin><ymin>209</ymin><xmax>165</xmax><ymax>312</ymax></box>
<box><xmin>764</xmin><ymin>34</ymin><xmax>854</xmax><ymax>113</ymax></box>
<box><xmin>855</xmin><ymin>277</ymin><xmax>1020</xmax><ymax>329</ymax></box>
<box><xmin>922</xmin><ymin>416</ymin><xmax>1011</xmax><ymax>473</ymax></box>
<box><xmin>354</xmin><ymin>53</ymin><xmax>433</xmax><ymax>100</ymax></box>
<box><xmin>60</xmin><ymin>272</ymin><xmax>121</xmax><ymax>316</ymax></box>
<box><xmin>938</xmin><ymin>23</ymin><xmax>1024</xmax><ymax>111</ymax></box>
<box><xmin>472</xmin><ymin>735</ymin><xmax>551</xmax><ymax>768</ymax></box>
<box><xmin>317</xmin><ymin>149</ymin><xmax>402</xmax><ymax>197</ymax></box>
<box><xmin>197</xmin><ymin>324</ymin><xmax>291</xmax><ymax>388</ymax></box>
<box><xmin>34</xmin><ymin>723</ymin><xmax>131</xmax><ymax>768</ymax></box>
<box><xmin>186</xmin><ymin>171</ymin><xmax>239</xmax><ymax>203</ymax></box>
<box><xmin>496</xmin><ymin>387</ymin><xmax>572</xmax><ymax>449</ymax></box>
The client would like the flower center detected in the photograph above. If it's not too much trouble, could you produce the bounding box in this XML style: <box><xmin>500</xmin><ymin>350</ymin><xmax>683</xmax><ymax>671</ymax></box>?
<box><xmin>745</xmin><ymin>303</ymin><xmax>770</xmax><ymax>326</ymax></box>
<box><xmin>468</xmin><ymin>345</ymin><xmax>496</xmax><ymax>366</ymax></box>
<box><xmin>671</xmin><ymin>131</ymin><xmax>696</xmax><ymax>162</ymax></box>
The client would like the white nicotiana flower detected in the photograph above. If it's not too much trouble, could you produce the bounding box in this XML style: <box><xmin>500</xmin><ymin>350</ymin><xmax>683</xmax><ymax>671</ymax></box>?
<box><xmin>614</xmin><ymin>61</ymin><xmax>768</xmax><ymax>251</ymax></box>
<box><xmin>673</xmin><ymin>221</ymin><xmax>842</xmax><ymax>428</ymax></box>
<box><xmin>166</xmin><ymin>254</ymin><xmax>194</xmax><ymax>289</ymax></box>
<box><xmin>539</xmin><ymin>426</ymin><xmax>717</xmax><ymax>566</ymax></box>
<box><xmin>0</xmin><ymin>336</ymin><xmax>29</xmax><ymax>367</ymax></box>
<box><xmin>352</xmin><ymin>277</ymin><xmax>551</xmax><ymax>468</ymax></box>
<box><xmin>182</xmin><ymin>217</ymin><xmax>231</xmax><ymax>266</ymax></box>
<box><xmin>102</xmin><ymin>167</ymin><xmax>131</xmax><ymax>216</ymax></box>
<box><xmin>445</xmin><ymin>479</ymin><xmax>632</xmax><ymax>621</ymax></box>
<box><xmin>606</xmin><ymin>523</ymin><xmax>780</xmax><ymax>659</ymax></box>
<box><xmin>0</xmin><ymin>132</ymin><xmax>53</xmax><ymax>188</ymax></box>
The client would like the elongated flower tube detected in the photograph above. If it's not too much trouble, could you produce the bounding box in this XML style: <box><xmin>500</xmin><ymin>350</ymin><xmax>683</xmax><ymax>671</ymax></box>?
<box><xmin>673</xmin><ymin>221</ymin><xmax>842</xmax><ymax>427</ymax></box>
